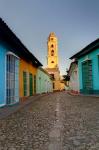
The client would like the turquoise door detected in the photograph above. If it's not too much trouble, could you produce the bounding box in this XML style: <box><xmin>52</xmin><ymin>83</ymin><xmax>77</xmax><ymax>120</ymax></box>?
<box><xmin>82</xmin><ymin>60</ymin><xmax>93</xmax><ymax>94</ymax></box>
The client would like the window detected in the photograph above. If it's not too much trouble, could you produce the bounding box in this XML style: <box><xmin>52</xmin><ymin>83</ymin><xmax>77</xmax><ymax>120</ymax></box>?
<box><xmin>51</xmin><ymin>44</ymin><xmax>54</xmax><ymax>48</ymax></box>
<box><xmin>51</xmin><ymin>38</ymin><xmax>53</xmax><ymax>41</ymax></box>
<box><xmin>50</xmin><ymin>74</ymin><xmax>54</xmax><ymax>79</ymax></box>
<box><xmin>6</xmin><ymin>54</ymin><xmax>19</xmax><ymax>104</ymax></box>
<box><xmin>51</xmin><ymin>61</ymin><xmax>54</xmax><ymax>63</ymax></box>
<box><xmin>51</xmin><ymin>50</ymin><xmax>54</xmax><ymax>56</ymax></box>
<box><xmin>82</xmin><ymin>60</ymin><xmax>93</xmax><ymax>92</ymax></box>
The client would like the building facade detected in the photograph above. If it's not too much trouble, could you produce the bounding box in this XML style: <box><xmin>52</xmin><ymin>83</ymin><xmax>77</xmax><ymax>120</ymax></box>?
<box><xmin>36</xmin><ymin>67</ymin><xmax>53</xmax><ymax>94</ymax></box>
<box><xmin>19</xmin><ymin>58</ymin><xmax>38</xmax><ymax>100</ymax></box>
<box><xmin>0</xmin><ymin>18</ymin><xmax>42</xmax><ymax>107</ymax></box>
<box><xmin>70</xmin><ymin>39</ymin><xmax>99</xmax><ymax>94</ymax></box>
<box><xmin>0</xmin><ymin>42</ymin><xmax>19</xmax><ymax>106</ymax></box>
<box><xmin>45</xmin><ymin>32</ymin><xmax>61</xmax><ymax>91</ymax></box>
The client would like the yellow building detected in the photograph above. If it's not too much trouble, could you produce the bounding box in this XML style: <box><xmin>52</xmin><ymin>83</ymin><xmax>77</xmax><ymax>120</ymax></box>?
<box><xmin>45</xmin><ymin>32</ymin><xmax>61</xmax><ymax>91</ymax></box>
<box><xmin>19</xmin><ymin>52</ymin><xmax>42</xmax><ymax>101</ymax></box>
<box><xmin>19</xmin><ymin>59</ymin><xmax>36</xmax><ymax>100</ymax></box>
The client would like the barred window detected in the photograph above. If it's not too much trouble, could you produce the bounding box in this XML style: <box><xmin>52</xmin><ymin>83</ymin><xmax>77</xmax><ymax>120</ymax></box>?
<box><xmin>6</xmin><ymin>54</ymin><xmax>19</xmax><ymax>104</ymax></box>
<box><xmin>51</xmin><ymin>50</ymin><xmax>54</xmax><ymax>56</ymax></box>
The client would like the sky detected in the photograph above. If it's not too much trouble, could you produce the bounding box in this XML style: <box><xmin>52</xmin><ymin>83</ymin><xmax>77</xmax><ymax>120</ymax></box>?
<box><xmin>0</xmin><ymin>0</ymin><xmax>99</xmax><ymax>75</ymax></box>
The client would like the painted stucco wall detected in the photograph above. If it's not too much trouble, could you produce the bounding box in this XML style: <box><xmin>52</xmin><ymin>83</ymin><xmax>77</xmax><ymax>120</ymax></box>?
<box><xmin>19</xmin><ymin>58</ymin><xmax>37</xmax><ymax>98</ymax></box>
<box><xmin>69</xmin><ymin>64</ymin><xmax>79</xmax><ymax>92</ymax></box>
<box><xmin>78</xmin><ymin>48</ymin><xmax>99</xmax><ymax>93</ymax></box>
<box><xmin>0</xmin><ymin>43</ymin><xmax>7</xmax><ymax>106</ymax></box>
<box><xmin>0</xmin><ymin>41</ymin><xmax>20</xmax><ymax>106</ymax></box>
<box><xmin>36</xmin><ymin>68</ymin><xmax>53</xmax><ymax>94</ymax></box>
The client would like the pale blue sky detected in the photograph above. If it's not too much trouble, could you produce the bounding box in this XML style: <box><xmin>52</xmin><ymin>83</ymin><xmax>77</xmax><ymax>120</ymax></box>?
<box><xmin>0</xmin><ymin>0</ymin><xmax>99</xmax><ymax>74</ymax></box>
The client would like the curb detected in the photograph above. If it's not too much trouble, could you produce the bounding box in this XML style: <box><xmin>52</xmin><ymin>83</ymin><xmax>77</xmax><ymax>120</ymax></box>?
<box><xmin>67</xmin><ymin>91</ymin><xmax>99</xmax><ymax>98</ymax></box>
<box><xmin>0</xmin><ymin>93</ymin><xmax>52</xmax><ymax>120</ymax></box>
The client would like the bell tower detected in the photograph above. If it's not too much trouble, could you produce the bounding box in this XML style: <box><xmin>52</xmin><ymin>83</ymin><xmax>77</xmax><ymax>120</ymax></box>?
<box><xmin>47</xmin><ymin>32</ymin><xmax>58</xmax><ymax>68</ymax></box>
<box><xmin>45</xmin><ymin>32</ymin><xmax>61</xmax><ymax>91</ymax></box>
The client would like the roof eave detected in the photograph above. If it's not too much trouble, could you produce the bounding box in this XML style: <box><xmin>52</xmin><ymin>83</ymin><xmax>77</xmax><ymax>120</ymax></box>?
<box><xmin>70</xmin><ymin>38</ymin><xmax>99</xmax><ymax>59</ymax></box>
<box><xmin>0</xmin><ymin>18</ymin><xmax>43</xmax><ymax>67</ymax></box>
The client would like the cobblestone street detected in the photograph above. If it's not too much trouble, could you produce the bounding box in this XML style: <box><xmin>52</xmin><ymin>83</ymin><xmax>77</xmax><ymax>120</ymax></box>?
<box><xmin>0</xmin><ymin>92</ymin><xmax>99</xmax><ymax>150</ymax></box>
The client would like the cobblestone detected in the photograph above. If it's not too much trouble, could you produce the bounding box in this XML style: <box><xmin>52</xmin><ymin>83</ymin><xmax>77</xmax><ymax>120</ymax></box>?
<box><xmin>0</xmin><ymin>92</ymin><xmax>99</xmax><ymax>149</ymax></box>
<box><xmin>0</xmin><ymin>94</ymin><xmax>56</xmax><ymax>150</ymax></box>
<box><xmin>61</xmin><ymin>94</ymin><xmax>99</xmax><ymax>150</ymax></box>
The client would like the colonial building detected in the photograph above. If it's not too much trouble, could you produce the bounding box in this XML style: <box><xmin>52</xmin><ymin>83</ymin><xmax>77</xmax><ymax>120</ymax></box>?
<box><xmin>45</xmin><ymin>32</ymin><xmax>61</xmax><ymax>91</ymax></box>
<box><xmin>0</xmin><ymin>18</ymin><xmax>53</xmax><ymax>107</ymax></box>
<box><xmin>0</xmin><ymin>18</ymin><xmax>42</xmax><ymax>106</ymax></box>
<box><xmin>36</xmin><ymin>67</ymin><xmax>53</xmax><ymax>94</ymax></box>
<box><xmin>68</xmin><ymin>61</ymin><xmax>79</xmax><ymax>94</ymax></box>
<box><xmin>70</xmin><ymin>38</ymin><xmax>99</xmax><ymax>95</ymax></box>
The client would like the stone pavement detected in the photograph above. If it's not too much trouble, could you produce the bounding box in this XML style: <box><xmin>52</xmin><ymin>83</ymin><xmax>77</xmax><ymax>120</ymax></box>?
<box><xmin>0</xmin><ymin>92</ymin><xmax>99</xmax><ymax>149</ymax></box>
<box><xmin>0</xmin><ymin>94</ymin><xmax>46</xmax><ymax>119</ymax></box>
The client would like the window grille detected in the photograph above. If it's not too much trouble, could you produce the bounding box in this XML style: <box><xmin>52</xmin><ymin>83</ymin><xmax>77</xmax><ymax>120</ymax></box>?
<box><xmin>6</xmin><ymin>54</ymin><xmax>19</xmax><ymax>104</ymax></box>
<box><xmin>82</xmin><ymin>60</ymin><xmax>93</xmax><ymax>90</ymax></box>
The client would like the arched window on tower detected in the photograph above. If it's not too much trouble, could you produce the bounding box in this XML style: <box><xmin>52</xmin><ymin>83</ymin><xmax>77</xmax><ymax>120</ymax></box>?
<box><xmin>51</xmin><ymin>50</ymin><xmax>54</xmax><ymax>56</ymax></box>
<box><xmin>51</xmin><ymin>61</ymin><xmax>54</xmax><ymax>63</ymax></box>
<box><xmin>51</xmin><ymin>44</ymin><xmax>54</xmax><ymax>48</ymax></box>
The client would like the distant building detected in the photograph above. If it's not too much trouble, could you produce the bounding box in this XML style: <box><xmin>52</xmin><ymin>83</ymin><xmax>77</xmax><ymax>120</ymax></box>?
<box><xmin>36</xmin><ymin>67</ymin><xmax>53</xmax><ymax>94</ymax></box>
<box><xmin>70</xmin><ymin>39</ymin><xmax>99</xmax><ymax>95</ymax></box>
<box><xmin>45</xmin><ymin>32</ymin><xmax>61</xmax><ymax>91</ymax></box>
<box><xmin>60</xmin><ymin>75</ymin><xmax>66</xmax><ymax>90</ymax></box>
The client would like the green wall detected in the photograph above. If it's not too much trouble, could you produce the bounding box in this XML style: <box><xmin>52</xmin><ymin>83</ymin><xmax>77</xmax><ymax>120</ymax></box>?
<box><xmin>78</xmin><ymin>48</ymin><xmax>99</xmax><ymax>94</ymax></box>
<box><xmin>36</xmin><ymin>68</ymin><xmax>53</xmax><ymax>94</ymax></box>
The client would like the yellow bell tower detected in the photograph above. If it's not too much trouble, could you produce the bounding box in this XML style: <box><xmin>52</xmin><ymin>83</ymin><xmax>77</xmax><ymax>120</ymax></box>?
<box><xmin>47</xmin><ymin>32</ymin><xmax>58</xmax><ymax>68</ymax></box>
<box><xmin>45</xmin><ymin>32</ymin><xmax>61</xmax><ymax>91</ymax></box>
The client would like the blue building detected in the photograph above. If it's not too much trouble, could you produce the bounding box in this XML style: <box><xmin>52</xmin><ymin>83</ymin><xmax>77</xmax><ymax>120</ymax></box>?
<box><xmin>0</xmin><ymin>19</ymin><xmax>20</xmax><ymax>106</ymax></box>
<box><xmin>0</xmin><ymin>18</ymin><xmax>42</xmax><ymax>107</ymax></box>
<box><xmin>70</xmin><ymin>39</ymin><xmax>99</xmax><ymax>94</ymax></box>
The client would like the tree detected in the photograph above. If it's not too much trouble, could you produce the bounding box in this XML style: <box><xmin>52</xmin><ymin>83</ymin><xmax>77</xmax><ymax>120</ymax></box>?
<box><xmin>62</xmin><ymin>69</ymin><xmax>70</xmax><ymax>86</ymax></box>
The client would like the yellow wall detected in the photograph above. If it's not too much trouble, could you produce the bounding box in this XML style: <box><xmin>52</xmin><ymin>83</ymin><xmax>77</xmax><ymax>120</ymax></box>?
<box><xmin>19</xmin><ymin>58</ymin><xmax>37</xmax><ymax>98</ymax></box>
<box><xmin>60</xmin><ymin>82</ymin><xmax>65</xmax><ymax>91</ymax></box>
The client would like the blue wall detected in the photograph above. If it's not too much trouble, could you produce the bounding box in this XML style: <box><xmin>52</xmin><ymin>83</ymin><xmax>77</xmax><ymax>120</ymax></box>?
<box><xmin>78</xmin><ymin>48</ymin><xmax>99</xmax><ymax>94</ymax></box>
<box><xmin>0</xmin><ymin>41</ymin><xmax>20</xmax><ymax>106</ymax></box>
<box><xmin>0</xmin><ymin>43</ymin><xmax>7</xmax><ymax>106</ymax></box>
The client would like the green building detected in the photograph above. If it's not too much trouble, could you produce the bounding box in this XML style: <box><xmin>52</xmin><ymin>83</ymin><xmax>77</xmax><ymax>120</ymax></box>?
<box><xmin>36</xmin><ymin>67</ymin><xmax>53</xmax><ymax>94</ymax></box>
